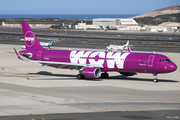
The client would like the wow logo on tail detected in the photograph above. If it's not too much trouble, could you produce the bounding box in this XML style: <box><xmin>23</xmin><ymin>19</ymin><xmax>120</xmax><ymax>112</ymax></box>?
<box><xmin>24</xmin><ymin>31</ymin><xmax>35</xmax><ymax>47</ymax></box>
<box><xmin>22</xmin><ymin>22</ymin><xmax>44</xmax><ymax>50</ymax></box>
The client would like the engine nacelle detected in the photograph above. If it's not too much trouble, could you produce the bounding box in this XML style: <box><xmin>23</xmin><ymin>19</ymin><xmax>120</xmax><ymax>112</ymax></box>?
<box><xmin>83</xmin><ymin>67</ymin><xmax>101</xmax><ymax>78</ymax></box>
<box><xmin>120</xmin><ymin>72</ymin><xmax>136</xmax><ymax>76</ymax></box>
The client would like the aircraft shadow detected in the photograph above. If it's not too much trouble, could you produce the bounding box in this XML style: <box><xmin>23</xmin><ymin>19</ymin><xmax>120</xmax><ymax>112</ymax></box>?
<box><xmin>28</xmin><ymin>71</ymin><xmax>76</xmax><ymax>77</ymax></box>
<box><xmin>108</xmin><ymin>75</ymin><xmax>179</xmax><ymax>83</ymax></box>
<box><xmin>28</xmin><ymin>71</ymin><xmax>178</xmax><ymax>82</ymax></box>
<box><xmin>28</xmin><ymin>71</ymin><xmax>102</xmax><ymax>81</ymax></box>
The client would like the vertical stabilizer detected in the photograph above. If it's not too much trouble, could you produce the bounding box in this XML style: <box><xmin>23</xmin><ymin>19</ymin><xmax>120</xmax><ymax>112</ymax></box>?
<box><xmin>48</xmin><ymin>39</ymin><xmax>53</xmax><ymax>46</ymax></box>
<box><xmin>125</xmin><ymin>41</ymin><xmax>129</xmax><ymax>46</ymax></box>
<box><xmin>21</xmin><ymin>22</ymin><xmax>44</xmax><ymax>50</ymax></box>
<box><xmin>126</xmin><ymin>41</ymin><xmax>132</xmax><ymax>52</ymax></box>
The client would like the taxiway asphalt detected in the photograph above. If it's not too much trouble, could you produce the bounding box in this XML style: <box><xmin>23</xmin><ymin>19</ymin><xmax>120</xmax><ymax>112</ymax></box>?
<box><xmin>0</xmin><ymin>31</ymin><xmax>180</xmax><ymax>44</ymax></box>
<box><xmin>0</xmin><ymin>27</ymin><xmax>180</xmax><ymax>39</ymax></box>
<box><xmin>1</xmin><ymin>39</ymin><xmax>180</xmax><ymax>53</ymax></box>
<box><xmin>0</xmin><ymin>44</ymin><xmax>180</xmax><ymax>120</ymax></box>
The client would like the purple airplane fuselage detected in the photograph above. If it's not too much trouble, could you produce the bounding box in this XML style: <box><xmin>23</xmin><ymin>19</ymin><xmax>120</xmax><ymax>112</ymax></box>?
<box><xmin>15</xmin><ymin>22</ymin><xmax>177</xmax><ymax>82</ymax></box>
<box><xmin>19</xmin><ymin>49</ymin><xmax>176</xmax><ymax>74</ymax></box>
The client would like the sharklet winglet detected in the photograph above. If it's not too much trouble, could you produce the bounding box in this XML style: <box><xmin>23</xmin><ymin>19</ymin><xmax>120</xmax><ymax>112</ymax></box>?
<box><xmin>127</xmin><ymin>45</ymin><xmax>132</xmax><ymax>52</ymax></box>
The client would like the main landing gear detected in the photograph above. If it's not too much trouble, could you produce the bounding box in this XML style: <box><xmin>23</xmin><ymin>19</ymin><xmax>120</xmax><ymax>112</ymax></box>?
<box><xmin>101</xmin><ymin>72</ymin><xmax>109</xmax><ymax>79</ymax></box>
<box><xmin>153</xmin><ymin>73</ymin><xmax>158</xmax><ymax>83</ymax></box>
<box><xmin>76</xmin><ymin>72</ymin><xmax>109</xmax><ymax>79</ymax></box>
<box><xmin>77</xmin><ymin>74</ymin><xmax>85</xmax><ymax>79</ymax></box>
<box><xmin>77</xmin><ymin>69</ymin><xmax>85</xmax><ymax>80</ymax></box>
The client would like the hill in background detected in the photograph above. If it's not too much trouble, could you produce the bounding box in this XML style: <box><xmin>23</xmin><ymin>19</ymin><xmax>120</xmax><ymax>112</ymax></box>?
<box><xmin>131</xmin><ymin>5</ymin><xmax>180</xmax><ymax>25</ymax></box>
<box><xmin>134</xmin><ymin>13</ymin><xmax>180</xmax><ymax>26</ymax></box>
<box><xmin>132</xmin><ymin>5</ymin><xmax>180</xmax><ymax>18</ymax></box>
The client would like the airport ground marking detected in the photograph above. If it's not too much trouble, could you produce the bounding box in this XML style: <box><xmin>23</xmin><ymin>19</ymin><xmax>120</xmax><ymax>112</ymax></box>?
<box><xmin>0</xmin><ymin>74</ymin><xmax>35</xmax><ymax>78</ymax></box>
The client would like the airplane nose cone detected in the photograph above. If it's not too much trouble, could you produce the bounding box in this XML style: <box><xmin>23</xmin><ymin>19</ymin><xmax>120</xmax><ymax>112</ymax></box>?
<box><xmin>172</xmin><ymin>63</ymin><xmax>177</xmax><ymax>71</ymax></box>
<box><xmin>167</xmin><ymin>63</ymin><xmax>177</xmax><ymax>72</ymax></box>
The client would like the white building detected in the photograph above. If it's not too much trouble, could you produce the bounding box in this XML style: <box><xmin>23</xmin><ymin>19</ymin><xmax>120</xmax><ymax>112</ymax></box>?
<box><xmin>93</xmin><ymin>18</ymin><xmax>118</xmax><ymax>28</ymax></box>
<box><xmin>145</xmin><ymin>22</ymin><xmax>180</xmax><ymax>32</ymax></box>
<box><xmin>93</xmin><ymin>18</ymin><xmax>140</xmax><ymax>30</ymax></box>
<box><xmin>75</xmin><ymin>19</ymin><xmax>140</xmax><ymax>30</ymax></box>
<box><xmin>117</xmin><ymin>19</ymin><xmax>140</xmax><ymax>30</ymax></box>
<box><xmin>63</xmin><ymin>23</ymin><xmax>72</xmax><ymax>28</ymax></box>
<box><xmin>159</xmin><ymin>22</ymin><xmax>180</xmax><ymax>31</ymax></box>
<box><xmin>75</xmin><ymin>21</ymin><xmax>100</xmax><ymax>30</ymax></box>
<box><xmin>2</xmin><ymin>22</ymin><xmax>52</xmax><ymax>28</ymax></box>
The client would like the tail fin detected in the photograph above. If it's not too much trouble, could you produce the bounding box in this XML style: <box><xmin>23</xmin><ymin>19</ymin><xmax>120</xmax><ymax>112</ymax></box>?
<box><xmin>22</xmin><ymin>22</ymin><xmax>44</xmax><ymax>50</ymax></box>
<box><xmin>48</xmin><ymin>39</ymin><xmax>53</xmax><ymax>46</ymax></box>
<box><xmin>126</xmin><ymin>41</ymin><xmax>132</xmax><ymax>52</ymax></box>
<box><xmin>125</xmin><ymin>41</ymin><xmax>129</xmax><ymax>46</ymax></box>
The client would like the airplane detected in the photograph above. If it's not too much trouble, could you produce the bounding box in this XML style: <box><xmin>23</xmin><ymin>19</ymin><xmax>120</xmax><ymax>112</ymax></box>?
<box><xmin>106</xmin><ymin>41</ymin><xmax>132</xmax><ymax>52</ymax></box>
<box><xmin>14</xmin><ymin>22</ymin><xmax>177</xmax><ymax>83</ymax></box>
<box><xmin>157</xmin><ymin>29</ymin><xmax>163</xmax><ymax>32</ymax></box>
<box><xmin>21</xmin><ymin>39</ymin><xmax>54</xmax><ymax>49</ymax></box>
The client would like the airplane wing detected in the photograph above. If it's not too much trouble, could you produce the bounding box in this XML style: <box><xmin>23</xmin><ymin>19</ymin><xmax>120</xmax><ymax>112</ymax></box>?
<box><xmin>40</xmin><ymin>42</ymin><xmax>49</xmax><ymax>47</ymax></box>
<box><xmin>50</xmin><ymin>43</ymin><xmax>61</xmax><ymax>46</ymax></box>
<box><xmin>31</xmin><ymin>60</ymin><xmax>104</xmax><ymax>69</ymax></box>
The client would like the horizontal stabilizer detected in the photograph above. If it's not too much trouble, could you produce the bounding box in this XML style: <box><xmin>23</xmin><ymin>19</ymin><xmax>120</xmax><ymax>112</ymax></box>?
<box><xmin>14</xmin><ymin>48</ymin><xmax>23</xmax><ymax>60</ymax></box>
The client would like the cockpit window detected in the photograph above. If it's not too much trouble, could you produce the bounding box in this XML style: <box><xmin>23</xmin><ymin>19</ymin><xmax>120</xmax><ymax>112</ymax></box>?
<box><xmin>159</xmin><ymin>59</ymin><xmax>171</xmax><ymax>62</ymax></box>
<box><xmin>165</xmin><ymin>59</ymin><xmax>171</xmax><ymax>62</ymax></box>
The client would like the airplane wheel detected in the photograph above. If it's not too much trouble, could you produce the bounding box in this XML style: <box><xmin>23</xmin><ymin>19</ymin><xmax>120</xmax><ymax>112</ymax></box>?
<box><xmin>77</xmin><ymin>74</ymin><xmax>85</xmax><ymax>79</ymax></box>
<box><xmin>154</xmin><ymin>79</ymin><xmax>158</xmax><ymax>83</ymax></box>
<box><xmin>105</xmin><ymin>72</ymin><xmax>109</xmax><ymax>78</ymax></box>
<box><xmin>101</xmin><ymin>73</ymin><xmax>105</xmax><ymax>78</ymax></box>
<box><xmin>153</xmin><ymin>74</ymin><xmax>158</xmax><ymax>83</ymax></box>
<box><xmin>77</xmin><ymin>74</ymin><xmax>81</xmax><ymax>79</ymax></box>
<box><xmin>101</xmin><ymin>72</ymin><xmax>109</xmax><ymax>79</ymax></box>
<box><xmin>81</xmin><ymin>74</ymin><xmax>85</xmax><ymax>79</ymax></box>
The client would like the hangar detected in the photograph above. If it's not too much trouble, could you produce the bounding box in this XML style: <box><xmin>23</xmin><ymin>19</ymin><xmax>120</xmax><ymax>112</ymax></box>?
<box><xmin>93</xmin><ymin>18</ymin><xmax>139</xmax><ymax>27</ymax></box>
<box><xmin>76</xmin><ymin>18</ymin><xmax>140</xmax><ymax>30</ymax></box>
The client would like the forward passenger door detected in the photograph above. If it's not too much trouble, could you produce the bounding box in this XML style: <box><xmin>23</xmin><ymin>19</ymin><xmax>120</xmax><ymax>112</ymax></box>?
<box><xmin>148</xmin><ymin>55</ymin><xmax>155</xmax><ymax>67</ymax></box>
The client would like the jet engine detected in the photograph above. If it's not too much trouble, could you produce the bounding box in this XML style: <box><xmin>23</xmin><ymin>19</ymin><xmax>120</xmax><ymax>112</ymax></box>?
<box><xmin>120</xmin><ymin>72</ymin><xmax>136</xmax><ymax>76</ymax></box>
<box><xmin>83</xmin><ymin>67</ymin><xmax>101</xmax><ymax>78</ymax></box>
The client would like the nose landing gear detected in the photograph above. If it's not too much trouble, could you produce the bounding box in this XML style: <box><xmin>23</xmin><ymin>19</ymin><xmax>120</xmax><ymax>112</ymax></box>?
<box><xmin>153</xmin><ymin>73</ymin><xmax>158</xmax><ymax>83</ymax></box>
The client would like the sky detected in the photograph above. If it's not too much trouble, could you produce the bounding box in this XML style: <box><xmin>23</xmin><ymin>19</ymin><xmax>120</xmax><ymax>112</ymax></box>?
<box><xmin>0</xmin><ymin>0</ymin><xmax>179</xmax><ymax>14</ymax></box>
